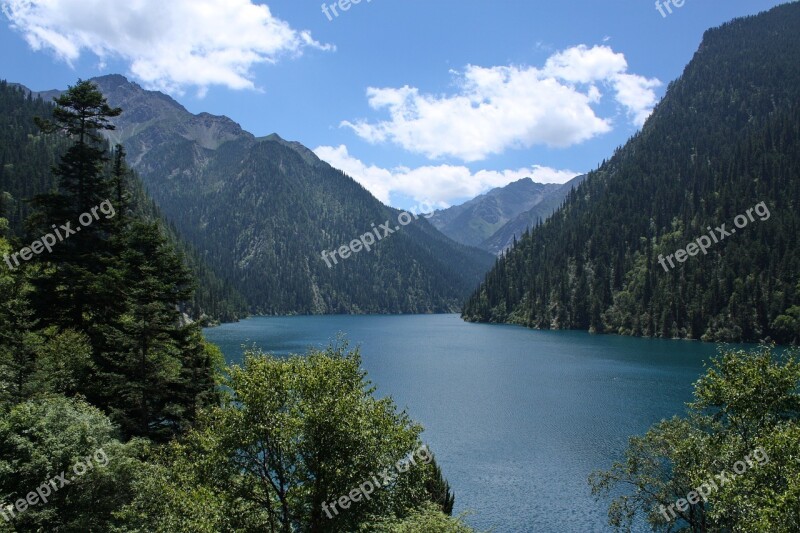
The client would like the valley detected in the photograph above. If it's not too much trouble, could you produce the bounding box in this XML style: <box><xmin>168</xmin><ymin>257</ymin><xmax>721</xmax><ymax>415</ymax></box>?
<box><xmin>1</xmin><ymin>2</ymin><xmax>798</xmax><ymax>532</ymax></box>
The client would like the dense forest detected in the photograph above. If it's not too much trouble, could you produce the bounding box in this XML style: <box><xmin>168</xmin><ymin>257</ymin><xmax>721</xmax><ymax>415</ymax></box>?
<box><xmin>0</xmin><ymin>81</ymin><xmax>470</xmax><ymax>532</ymax></box>
<box><xmin>0</xmin><ymin>81</ymin><xmax>247</xmax><ymax>322</ymax></box>
<box><xmin>463</xmin><ymin>3</ymin><xmax>800</xmax><ymax>344</ymax></box>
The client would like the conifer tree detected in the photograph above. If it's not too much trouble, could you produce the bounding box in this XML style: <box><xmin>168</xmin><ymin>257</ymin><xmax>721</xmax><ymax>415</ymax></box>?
<box><xmin>25</xmin><ymin>80</ymin><xmax>216</xmax><ymax>441</ymax></box>
<box><xmin>97</xmin><ymin>221</ymin><xmax>200</xmax><ymax>440</ymax></box>
<box><xmin>30</xmin><ymin>79</ymin><xmax>121</xmax><ymax>330</ymax></box>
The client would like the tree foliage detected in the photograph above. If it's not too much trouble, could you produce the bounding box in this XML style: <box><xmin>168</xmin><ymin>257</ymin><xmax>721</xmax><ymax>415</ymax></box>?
<box><xmin>363</xmin><ymin>503</ymin><xmax>477</xmax><ymax>533</ymax></box>
<box><xmin>590</xmin><ymin>345</ymin><xmax>800</xmax><ymax>532</ymax></box>
<box><xmin>0</xmin><ymin>396</ymin><xmax>146</xmax><ymax>532</ymax></box>
<box><xmin>119</xmin><ymin>343</ymin><xmax>462</xmax><ymax>533</ymax></box>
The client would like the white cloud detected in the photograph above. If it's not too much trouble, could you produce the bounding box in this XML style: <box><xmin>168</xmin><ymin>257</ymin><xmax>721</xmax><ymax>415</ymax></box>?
<box><xmin>314</xmin><ymin>144</ymin><xmax>581</xmax><ymax>207</ymax></box>
<box><xmin>612</xmin><ymin>73</ymin><xmax>662</xmax><ymax>126</ymax></box>
<box><xmin>342</xmin><ymin>45</ymin><xmax>661</xmax><ymax>162</ymax></box>
<box><xmin>1</xmin><ymin>0</ymin><xmax>331</xmax><ymax>94</ymax></box>
<box><xmin>542</xmin><ymin>44</ymin><xmax>627</xmax><ymax>83</ymax></box>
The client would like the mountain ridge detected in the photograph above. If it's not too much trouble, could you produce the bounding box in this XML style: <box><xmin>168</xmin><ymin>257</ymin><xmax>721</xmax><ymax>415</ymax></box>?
<box><xmin>0</xmin><ymin>80</ymin><xmax>248</xmax><ymax>321</ymax></box>
<box><xmin>430</xmin><ymin>174</ymin><xmax>587</xmax><ymax>255</ymax></box>
<box><xmin>428</xmin><ymin>177</ymin><xmax>559</xmax><ymax>249</ymax></box>
<box><xmin>56</xmin><ymin>75</ymin><xmax>496</xmax><ymax>315</ymax></box>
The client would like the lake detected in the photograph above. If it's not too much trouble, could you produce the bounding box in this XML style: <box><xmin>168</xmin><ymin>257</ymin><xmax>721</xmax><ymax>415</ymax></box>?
<box><xmin>203</xmin><ymin>314</ymin><xmax>727</xmax><ymax>532</ymax></box>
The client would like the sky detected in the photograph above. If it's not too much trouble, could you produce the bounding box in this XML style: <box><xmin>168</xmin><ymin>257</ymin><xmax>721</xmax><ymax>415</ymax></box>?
<box><xmin>0</xmin><ymin>0</ymin><xmax>790</xmax><ymax>211</ymax></box>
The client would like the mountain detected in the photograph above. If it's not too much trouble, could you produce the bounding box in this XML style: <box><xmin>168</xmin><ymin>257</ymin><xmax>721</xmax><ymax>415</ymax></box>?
<box><xmin>83</xmin><ymin>75</ymin><xmax>494</xmax><ymax>315</ymax></box>
<box><xmin>428</xmin><ymin>178</ymin><xmax>560</xmax><ymax>248</ymax></box>
<box><xmin>463</xmin><ymin>2</ymin><xmax>800</xmax><ymax>344</ymax></box>
<box><xmin>429</xmin><ymin>175</ymin><xmax>587</xmax><ymax>255</ymax></box>
<box><xmin>479</xmin><ymin>174</ymin><xmax>587</xmax><ymax>255</ymax></box>
<box><xmin>0</xmin><ymin>81</ymin><xmax>248</xmax><ymax>321</ymax></box>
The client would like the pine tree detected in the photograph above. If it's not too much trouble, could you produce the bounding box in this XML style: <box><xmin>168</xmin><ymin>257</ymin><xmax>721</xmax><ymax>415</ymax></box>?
<box><xmin>22</xmin><ymin>80</ymin><xmax>216</xmax><ymax>441</ymax></box>
<box><xmin>95</xmin><ymin>219</ymin><xmax>215</xmax><ymax>441</ymax></box>
<box><xmin>30</xmin><ymin>80</ymin><xmax>122</xmax><ymax>330</ymax></box>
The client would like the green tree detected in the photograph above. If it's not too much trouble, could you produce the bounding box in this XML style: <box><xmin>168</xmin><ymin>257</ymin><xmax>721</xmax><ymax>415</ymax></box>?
<box><xmin>31</xmin><ymin>328</ymin><xmax>95</xmax><ymax>398</ymax></box>
<box><xmin>362</xmin><ymin>503</ymin><xmax>477</xmax><ymax>533</ymax></box>
<box><xmin>30</xmin><ymin>80</ymin><xmax>121</xmax><ymax>330</ymax></box>
<box><xmin>0</xmin><ymin>233</ymin><xmax>40</xmax><ymax>407</ymax></box>
<box><xmin>425</xmin><ymin>456</ymin><xmax>456</xmax><ymax>515</ymax></box>
<box><xmin>772</xmin><ymin>281</ymin><xmax>800</xmax><ymax>345</ymax></box>
<box><xmin>1</xmin><ymin>231</ymin><xmax>93</xmax><ymax>407</ymax></box>
<box><xmin>33</xmin><ymin>80</ymin><xmax>121</xmax><ymax>214</ymax></box>
<box><xmin>0</xmin><ymin>396</ymin><xmax>146</xmax><ymax>532</ymax></box>
<box><xmin>21</xmin><ymin>85</ymin><xmax>218</xmax><ymax>440</ymax></box>
<box><xmin>110</xmin><ymin>144</ymin><xmax>132</xmax><ymax>224</ymax></box>
<box><xmin>590</xmin><ymin>345</ymin><xmax>800</xmax><ymax>532</ymax></box>
<box><xmin>120</xmin><ymin>342</ymin><xmax>456</xmax><ymax>533</ymax></box>
<box><xmin>94</xmin><ymin>220</ymin><xmax>218</xmax><ymax>441</ymax></box>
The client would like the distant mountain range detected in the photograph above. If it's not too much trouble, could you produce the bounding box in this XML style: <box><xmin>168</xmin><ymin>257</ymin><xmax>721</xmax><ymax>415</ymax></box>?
<box><xmin>429</xmin><ymin>175</ymin><xmax>586</xmax><ymax>255</ymax></box>
<box><xmin>463</xmin><ymin>2</ymin><xmax>800</xmax><ymax>344</ymax></box>
<box><xmin>15</xmin><ymin>75</ymin><xmax>494</xmax><ymax>316</ymax></box>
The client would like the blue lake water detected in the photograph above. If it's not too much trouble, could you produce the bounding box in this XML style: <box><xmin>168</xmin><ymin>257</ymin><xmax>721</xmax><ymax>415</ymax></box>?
<box><xmin>203</xmin><ymin>314</ymin><xmax>730</xmax><ymax>532</ymax></box>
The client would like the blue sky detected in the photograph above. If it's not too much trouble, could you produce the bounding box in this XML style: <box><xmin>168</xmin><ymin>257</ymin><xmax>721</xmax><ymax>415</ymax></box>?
<box><xmin>0</xmin><ymin>0</ymin><xmax>789</xmax><ymax>210</ymax></box>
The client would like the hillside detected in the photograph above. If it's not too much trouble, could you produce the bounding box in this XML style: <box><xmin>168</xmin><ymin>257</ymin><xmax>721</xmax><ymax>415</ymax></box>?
<box><xmin>86</xmin><ymin>75</ymin><xmax>494</xmax><ymax>314</ymax></box>
<box><xmin>0</xmin><ymin>81</ymin><xmax>247</xmax><ymax>321</ymax></box>
<box><xmin>463</xmin><ymin>3</ymin><xmax>800</xmax><ymax>343</ymax></box>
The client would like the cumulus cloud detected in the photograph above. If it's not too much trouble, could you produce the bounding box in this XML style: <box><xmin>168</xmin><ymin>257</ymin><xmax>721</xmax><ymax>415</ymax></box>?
<box><xmin>612</xmin><ymin>73</ymin><xmax>663</xmax><ymax>126</ymax></box>
<box><xmin>342</xmin><ymin>45</ymin><xmax>661</xmax><ymax>162</ymax></box>
<box><xmin>314</xmin><ymin>144</ymin><xmax>581</xmax><ymax>207</ymax></box>
<box><xmin>1</xmin><ymin>0</ymin><xmax>331</xmax><ymax>94</ymax></box>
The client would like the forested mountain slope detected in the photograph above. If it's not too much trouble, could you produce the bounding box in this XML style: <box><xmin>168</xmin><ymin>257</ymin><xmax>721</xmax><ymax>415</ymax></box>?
<box><xmin>463</xmin><ymin>3</ymin><xmax>800</xmax><ymax>344</ymax></box>
<box><xmin>88</xmin><ymin>75</ymin><xmax>494</xmax><ymax>315</ymax></box>
<box><xmin>0</xmin><ymin>81</ymin><xmax>246</xmax><ymax>321</ymax></box>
